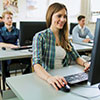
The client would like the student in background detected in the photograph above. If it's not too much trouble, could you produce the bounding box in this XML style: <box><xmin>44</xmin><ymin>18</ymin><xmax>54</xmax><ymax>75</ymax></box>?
<box><xmin>0</xmin><ymin>11</ymin><xmax>19</xmax><ymax>48</ymax></box>
<box><xmin>72</xmin><ymin>15</ymin><xmax>94</xmax><ymax>43</ymax></box>
<box><xmin>32</xmin><ymin>3</ymin><xmax>90</xmax><ymax>90</ymax></box>
<box><xmin>0</xmin><ymin>11</ymin><xmax>31</xmax><ymax>77</ymax></box>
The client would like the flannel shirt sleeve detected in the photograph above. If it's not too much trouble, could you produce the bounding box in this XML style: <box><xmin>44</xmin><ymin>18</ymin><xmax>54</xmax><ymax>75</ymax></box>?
<box><xmin>32</xmin><ymin>33</ymin><xmax>43</xmax><ymax>66</ymax></box>
<box><xmin>69</xmin><ymin>42</ymin><xmax>80</xmax><ymax>61</ymax></box>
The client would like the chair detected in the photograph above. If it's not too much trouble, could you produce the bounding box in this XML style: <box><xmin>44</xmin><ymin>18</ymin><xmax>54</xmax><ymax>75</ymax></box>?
<box><xmin>8</xmin><ymin>58</ymin><xmax>32</xmax><ymax>76</ymax></box>
<box><xmin>69</xmin><ymin>23</ymin><xmax>78</xmax><ymax>35</ymax></box>
<box><xmin>0</xmin><ymin>22</ymin><xmax>16</xmax><ymax>29</ymax></box>
<box><xmin>0</xmin><ymin>22</ymin><xmax>4</xmax><ymax>29</ymax></box>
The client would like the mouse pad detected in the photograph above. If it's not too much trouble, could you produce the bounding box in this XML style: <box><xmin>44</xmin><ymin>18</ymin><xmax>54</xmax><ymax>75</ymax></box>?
<box><xmin>71</xmin><ymin>84</ymin><xmax>100</xmax><ymax>98</ymax></box>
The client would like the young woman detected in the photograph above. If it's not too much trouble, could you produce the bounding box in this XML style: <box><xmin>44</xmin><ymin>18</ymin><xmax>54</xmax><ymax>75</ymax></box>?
<box><xmin>32</xmin><ymin>3</ymin><xmax>90</xmax><ymax>90</ymax></box>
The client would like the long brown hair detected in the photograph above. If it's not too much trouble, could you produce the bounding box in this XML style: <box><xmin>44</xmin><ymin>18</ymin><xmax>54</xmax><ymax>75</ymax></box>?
<box><xmin>46</xmin><ymin>3</ymin><xmax>72</xmax><ymax>51</ymax></box>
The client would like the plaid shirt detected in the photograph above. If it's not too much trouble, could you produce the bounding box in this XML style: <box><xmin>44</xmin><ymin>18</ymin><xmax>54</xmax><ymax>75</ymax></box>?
<box><xmin>32</xmin><ymin>28</ymin><xmax>80</xmax><ymax>71</ymax></box>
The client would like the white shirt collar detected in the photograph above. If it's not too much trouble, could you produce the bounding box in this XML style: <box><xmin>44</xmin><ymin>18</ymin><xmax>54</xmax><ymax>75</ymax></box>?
<box><xmin>78</xmin><ymin>24</ymin><xmax>85</xmax><ymax>30</ymax></box>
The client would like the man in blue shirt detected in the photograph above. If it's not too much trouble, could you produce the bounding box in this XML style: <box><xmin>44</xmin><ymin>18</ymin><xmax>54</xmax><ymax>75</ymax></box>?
<box><xmin>0</xmin><ymin>11</ymin><xmax>31</xmax><ymax>77</ymax></box>
<box><xmin>72</xmin><ymin>15</ymin><xmax>94</xmax><ymax>43</ymax></box>
<box><xmin>0</xmin><ymin>11</ymin><xmax>19</xmax><ymax>47</ymax></box>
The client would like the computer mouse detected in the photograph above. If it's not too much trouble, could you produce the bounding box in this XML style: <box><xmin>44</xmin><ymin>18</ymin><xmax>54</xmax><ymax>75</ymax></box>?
<box><xmin>56</xmin><ymin>83</ymin><xmax>70</xmax><ymax>92</ymax></box>
<box><xmin>2</xmin><ymin>47</ymin><xmax>6</xmax><ymax>50</ymax></box>
<box><xmin>60</xmin><ymin>84</ymin><xmax>70</xmax><ymax>92</ymax></box>
<box><xmin>28</xmin><ymin>49</ymin><xmax>33</xmax><ymax>52</ymax></box>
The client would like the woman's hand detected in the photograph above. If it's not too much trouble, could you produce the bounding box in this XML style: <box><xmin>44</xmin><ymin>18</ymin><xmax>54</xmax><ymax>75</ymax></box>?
<box><xmin>83</xmin><ymin>62</ymin><xmax>90</xmax><ymax>71</ymax></box>
<box><xmin>46</xmin><ymin>75</ymin><xmax>67</xmax><ymax>90</ymax></box>
<box><xmin>76</xmin><ymin>57</ymin><xmax>90</xmax><ymax>72</ymax></box>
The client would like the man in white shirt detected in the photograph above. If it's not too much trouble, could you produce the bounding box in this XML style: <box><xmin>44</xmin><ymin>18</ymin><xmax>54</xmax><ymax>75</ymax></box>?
<box><xmin>72</xmin><ymin>15</ymin><xmax>94</xmax><ymax>43</ymax></box>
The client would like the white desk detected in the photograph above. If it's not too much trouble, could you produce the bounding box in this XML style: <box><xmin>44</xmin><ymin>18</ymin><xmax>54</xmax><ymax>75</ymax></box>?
<box><xmin>6</xmin><ymin>65</ymin><xmax>100</xmax><ymax>100</ymax></box>
<box><xmin>0</xmin><ymin>49</ymin><xmax>32</xmax><ymax>61</ymax></box>
<box><xmin>72</xmin><ymin>41</ymin><xmax>93</xmax><ymax>47</ymax></box>
<box><xmin>0</xmin><ymin>43</ymin><xmax>92</xmax><ymax>61</ymax></box>
<box><xmin>0</xmin><ymin>43</ymin><xmax>92</xmax><ymax>91</ymax></box>
<box><xmin>72</xmin><ymin>43</ymin><xmax>92</xmax><ymax>52</ymax></box>
<box><xmin>0</xmin><ymin>48</ymin><xmax>32</xmax><ymax>90</ymax></box>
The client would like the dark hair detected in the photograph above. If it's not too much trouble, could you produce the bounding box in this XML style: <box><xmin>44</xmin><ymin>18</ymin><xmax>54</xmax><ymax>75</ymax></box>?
<box><xmin>77</xmin><ymin>15</ymin><xmax>85</xmax><ymax>21</ymax></box>
<box><xmin>0</xmin><ymin>16</ymin><xmax>2</xmax><ymax>19</ymax></box>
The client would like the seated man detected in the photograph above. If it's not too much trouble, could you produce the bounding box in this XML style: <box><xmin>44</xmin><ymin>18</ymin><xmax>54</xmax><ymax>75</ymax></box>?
<box><xmin>0</xmin><ymin>11</ymin><xmax>31</xmax><ymax>77</ymax></box>
<box><xmin>72</xmin><ymin>15</ymin><xmax>94</xmax><ymax>43</ymax></box>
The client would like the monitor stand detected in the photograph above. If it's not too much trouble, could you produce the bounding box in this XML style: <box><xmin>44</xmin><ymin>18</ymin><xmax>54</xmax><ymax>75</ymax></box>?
<box><xmin>98</xmin><ymin>84</ymin><xmax>100</xmax><ymax>90</ymax></box>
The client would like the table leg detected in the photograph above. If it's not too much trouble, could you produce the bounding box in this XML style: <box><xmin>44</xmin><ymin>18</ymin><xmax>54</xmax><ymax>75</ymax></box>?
<box><xmin>0</xmin><ymin>74</ymin><xmax>1</xmax><ymax>92</ymax></box>
<box><xmin>1</xmin><ymin>60</ymin><xmax>6</xmax><ymax>90</ymax></box>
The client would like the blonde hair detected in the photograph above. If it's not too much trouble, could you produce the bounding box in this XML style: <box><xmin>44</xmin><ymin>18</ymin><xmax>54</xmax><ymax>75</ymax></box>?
<box><xmin>46</xmin><ymin>3</ymin><xmax>72</xmax><ymax>51</ymax></box>
<box><xmin>2</xmin><ymin>11</ymin><xmax>13</xmax><ymax>18</ymax></box>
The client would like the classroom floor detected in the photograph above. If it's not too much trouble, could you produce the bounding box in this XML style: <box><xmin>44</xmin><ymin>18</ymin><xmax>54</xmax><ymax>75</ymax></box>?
<box><xmin>0</xmin><ymin>72</ymin><xmax>22</xmax><ymax>100</ymax></box>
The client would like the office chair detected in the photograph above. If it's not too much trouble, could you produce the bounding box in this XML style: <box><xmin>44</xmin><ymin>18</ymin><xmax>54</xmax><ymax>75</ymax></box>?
<box><xmin>0</xmin><ymin>22</ymin><xmax>4</xmax><ymax>29</ymax></box>
<box><xmin>69</xmin><ymin>23</ymin><xmax>78</xmax><ymax>35</ymax></box>
<box><xmin>8</xmin><ymin>58</ymin><xmax>32</xmax><ymax>76</ymax></box>
<box><xmin>0</xmin><ymin>22</ymin><xmax>16</xmax><ymax>29</ymax></box>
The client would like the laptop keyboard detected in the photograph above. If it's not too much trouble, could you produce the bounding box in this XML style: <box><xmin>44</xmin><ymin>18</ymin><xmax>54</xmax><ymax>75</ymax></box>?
<box><xmin>11</xmin><ymin>46</ymin><xmax>32</xmax><ymax>50</ymax></box>
<box><xmin>64</xmin><ymin>72</ymin><xmax>88</xmax><ymax>85</ymax></box>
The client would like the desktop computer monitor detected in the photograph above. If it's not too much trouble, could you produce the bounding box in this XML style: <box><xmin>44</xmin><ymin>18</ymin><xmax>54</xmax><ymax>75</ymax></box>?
<box><xmin>19</xmin><ymin>21</ymin><xmax>47</xmax><ymax>46</ymax></box>
<box><xmin>13</xmin><ymin>22</ymin><xmax>16</xmax><ymax>27</ymax></box>
<box><xmin>88</xmin><ymin>18</ymin><xmax>100</xmax><ymax>86</ymax></box>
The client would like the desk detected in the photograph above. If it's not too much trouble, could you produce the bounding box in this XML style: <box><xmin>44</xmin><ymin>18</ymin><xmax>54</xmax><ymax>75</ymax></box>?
<box><xmin>72</xmin><ymin>41</ymin><xmax>93</xmax><ymax>47</ymax></box>
<box><xmin>0</xmin><ymin>48</ymin><xmax>32</xmax><ymax>90</ymax></box>
<box><xmin>0</xmin><ymin>43</ymin><xmax>92</xmax><ymax>91</ymax></box>
<box><xmin>72</xmin><ymin>43</ymin><xmax>92</xmax><ymax>52</ymax></box>
<box><xmin>6</xmin><ymin>65</ymin><xmax>100</xmax><ymax>100</ymax></box>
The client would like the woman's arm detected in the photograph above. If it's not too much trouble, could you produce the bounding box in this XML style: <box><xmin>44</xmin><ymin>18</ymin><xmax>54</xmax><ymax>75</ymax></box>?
<box><xmin>34</xmin><ymin>64</ymin><xmax>67</xmax><ymax>90</ymax></box>
<box><xmin>76</xmin><ymin>57</ymin><xmax>90</xmax><ymax>71</ymax></box>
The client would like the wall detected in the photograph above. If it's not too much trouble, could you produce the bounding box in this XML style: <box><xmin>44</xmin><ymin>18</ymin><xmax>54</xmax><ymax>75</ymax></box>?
<box><xmin>80</xmin><ymin>0</ymin><xmax>96</xmax><ymax>35</ymax></box>
<box><xmin>0</xmin><ymin>0</ymin><xmax>96</xmax><ymax>34</ymax></box>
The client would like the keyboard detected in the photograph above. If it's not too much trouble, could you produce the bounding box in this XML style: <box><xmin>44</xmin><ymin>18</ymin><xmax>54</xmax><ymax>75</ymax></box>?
<box><xmin>11</xmin><ymin>46</ymin><xmax>32</xmax><ymax>50</ymax></box>
<box><xmin>64</xmin><ymin>72</ymin><xmax>88</xmax><ymax>85</ymax></box>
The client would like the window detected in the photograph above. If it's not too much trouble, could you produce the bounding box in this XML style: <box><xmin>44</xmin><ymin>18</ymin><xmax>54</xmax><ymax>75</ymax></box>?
<box><xmin>49</xmin><ymin>0</ymin><xmax>81</xmax><ymax>23</ymax></box>
<box><xmin>91</xmin><ymin>0</ymin><xmax>100</xmax><ymax>22</ymax></box>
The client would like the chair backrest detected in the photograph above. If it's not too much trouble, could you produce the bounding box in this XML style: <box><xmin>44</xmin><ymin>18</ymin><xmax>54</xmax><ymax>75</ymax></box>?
<box><xmin>69</xmin><ymin>23</ymin><xmax>78</xmax><ymax>35</ymax></box>
<box><xmin>0</xmin><ymin>22</ymin><xmax>16</xmax><ymax>29</ymax></box>
<box><xmin>0</xmin><ymin>22</ymin><xmax>4</xmax><ymax>28</ymax></box>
